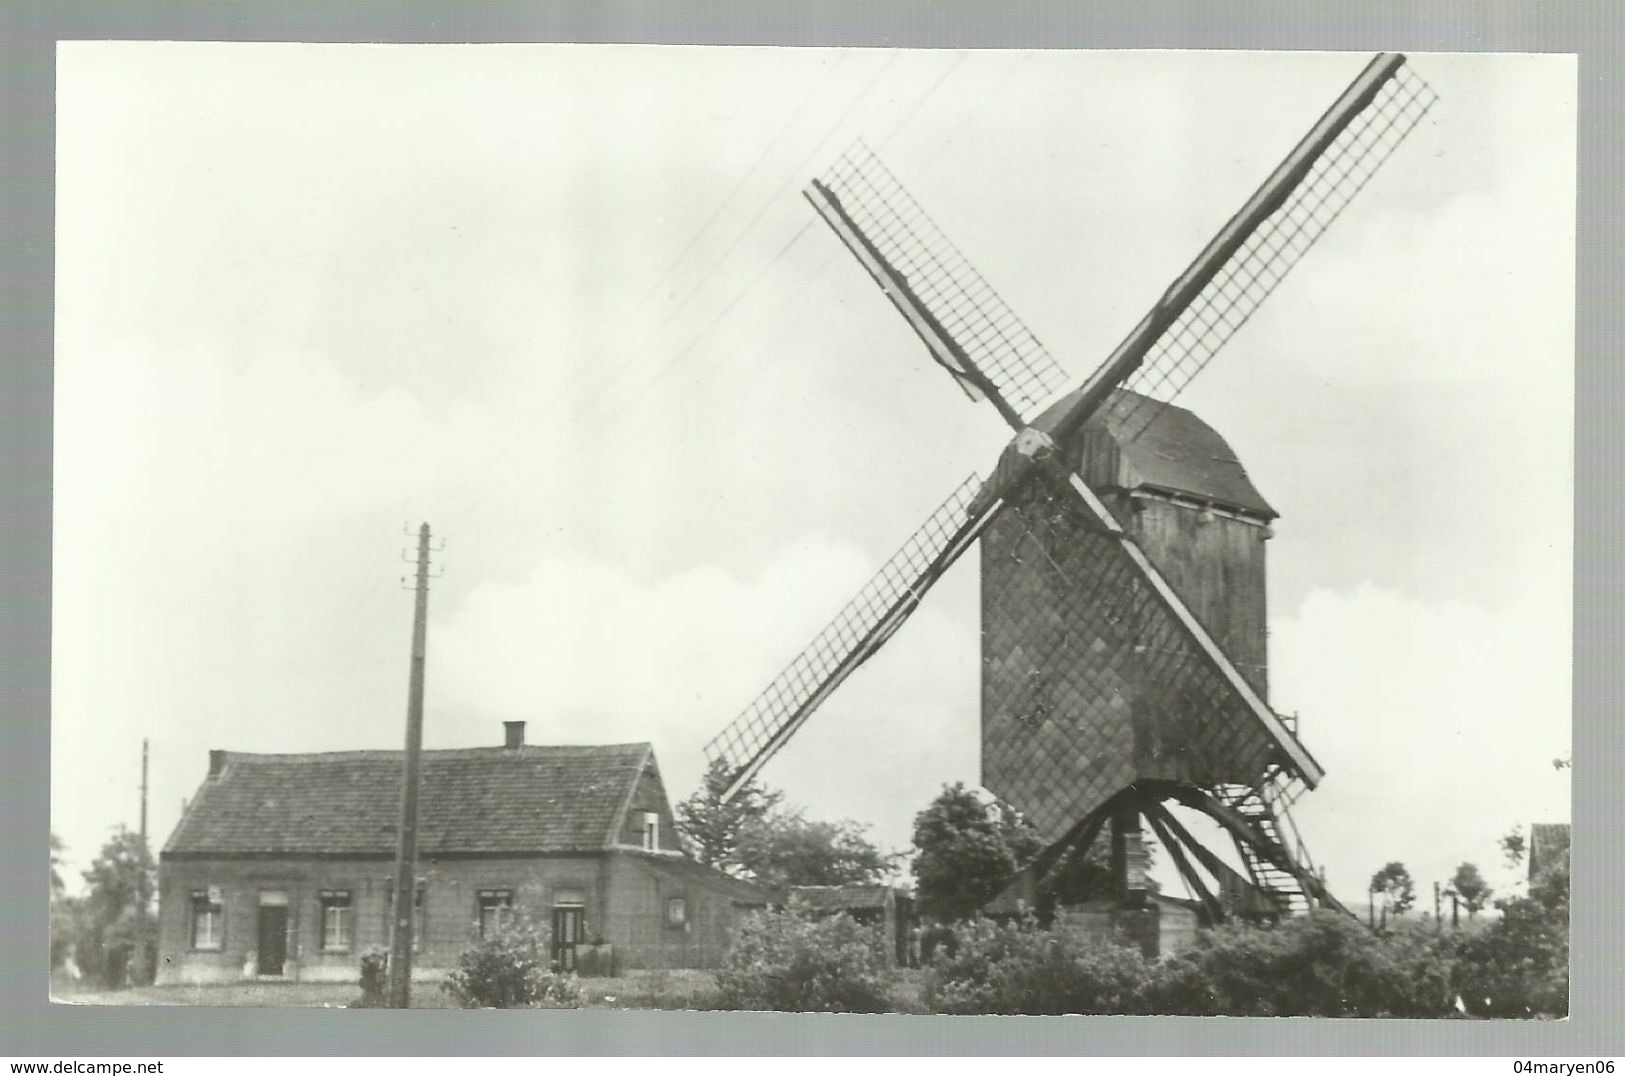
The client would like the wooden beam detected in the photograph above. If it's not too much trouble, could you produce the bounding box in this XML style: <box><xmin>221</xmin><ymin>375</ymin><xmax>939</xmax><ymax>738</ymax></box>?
<box><xmin>1111</xmin><ymin>804</ymin><xmax>1150</xmax><ymax>905</ymax></box>
<box><xmin>1142</xmin><ymin>799</ymin><xmax>1273</xmax><ymax>919</ymax></box>
<box><xmin>1048</xmin><ymin>54</ymin><xmax>1408</xmax><ymax>445</ymax></box>
<box><xmin>804</xmin><ymin>180</ymin><xmax>1025</xmax><ymax>430</ymax></box>
<box><xmin>1023</xmin><ymin>791</ymin><xmax>1119</xmax><ymax>887</ymax></box>
<box><xmin>1142</xmin><ymin>802</ymin><xmax>1224</xmax><ymax>923</ymax></box>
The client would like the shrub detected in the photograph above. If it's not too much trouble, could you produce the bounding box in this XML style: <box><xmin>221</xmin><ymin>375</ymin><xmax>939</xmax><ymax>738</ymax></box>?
<box><xmin>923</xmin><ymin>916</ymin><xmax>1152</xmax><ymax>1015</ymax></box>
<box><xmin>919</xmin><ymin>909</ymin><xmax>1456</xmax><ymax>1017</ymax></box>
<box><xmin>350</xmin><ymin>947</ymin><xmax>390</xmax><ymax>1008</ymax></box>
<box><xmin>441</xmin><ymin>913</ymin><xmax>584</xmax><ymax>1009</ymax></box>
<box><xmin>1148</xmin><ymin>910</ymin><xmax>1455</xmax><ymax>1018</ymax></box>
<box><xmin>1452</xmin><ymin>862</ymin><xmax>1568</xmax><ymax>1018</ymax></box>
<box><xmin>714</xmin><ymin>903</ymin><xmax>892</xmax><ymax>1012</ymax></box>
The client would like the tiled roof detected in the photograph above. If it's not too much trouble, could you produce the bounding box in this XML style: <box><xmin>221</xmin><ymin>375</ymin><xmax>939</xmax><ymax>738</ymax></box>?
<box><xmin>788</xmin><ymin>884</ymin><xmax>894</xmax><ymax>911</ymax></box>
<box><xmin>1035</xmin><ymin>388</ymin><xmax>1276</xmax><ymax>519</ymax></box>
<box><xmin>164</xmin><ymin>743</ymin><xmax>652</xmax><ymax>856</ymax></box>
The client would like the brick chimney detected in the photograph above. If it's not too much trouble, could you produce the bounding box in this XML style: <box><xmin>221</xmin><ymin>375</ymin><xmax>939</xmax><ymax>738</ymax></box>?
<box><xmin>208</xmin><ymin>749</ymin><xmax>229</xmax><ymax>777</ymax></box>
<box><xmin>503</xmin><ymin>721</ymin><xmax>526</xmax><ymax>750</ymax></box>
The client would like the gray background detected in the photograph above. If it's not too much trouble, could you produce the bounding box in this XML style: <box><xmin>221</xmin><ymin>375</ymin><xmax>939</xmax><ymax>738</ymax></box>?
<box><xmin>2</xmin><ymin>0</ymin><xmax>1616</xmax><ymax>1055</ymax></box>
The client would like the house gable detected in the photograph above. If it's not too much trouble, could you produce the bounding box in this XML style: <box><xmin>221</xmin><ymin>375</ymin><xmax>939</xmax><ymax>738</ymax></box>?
<box><xmin>611</xmin><ymin>748</ymin><xmax>684</xmax><ymax>855</ymax></box>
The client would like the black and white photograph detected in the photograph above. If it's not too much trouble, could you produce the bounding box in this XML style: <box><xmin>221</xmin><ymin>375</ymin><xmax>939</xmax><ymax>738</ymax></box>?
<box><xmin>49</xmin><ymin>42</ymin><xmax>1574</xmax><ymax>1017</ymax></box>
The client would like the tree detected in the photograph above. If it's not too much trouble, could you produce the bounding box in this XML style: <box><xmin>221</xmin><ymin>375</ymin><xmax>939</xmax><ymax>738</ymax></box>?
<box><xmin>1452</xmin><ymin>857</ymin><xmax>1568</xmax><ymax>1017</ymax></box>
<box><xmin>1445</xmin><ymin>861</ymin><xmax>1492</xmax><ymax>919</ymax></box>
<box><xmin>735</xmin><ymin>808</ymin><xmax>899</xmax><ymax>888</ymax></box>
<box><xmin>675</xmin><ymin>758</ymin><xmax>782</xmax><ymax>876</ymax></box>
<box><xmin>76</xmin><ymin>826</ymin><xmax>156</xmax><ymax>987</ymax></box>
<box><xmin>1500</xmin><ymin>826</ymin><xmax>1527</xmax><ymax>869</ymax></box>
<box><xmin>1370</xmin><ymin>861</ymin><xmax>1416</xmax><ymax>918</ymax></box>
<box><xmin>50</xmin><ymin>832</ymin><xmax>66</xmax><ymax>900</ymax></box>
<box><xmin>912</xmin><ymin>783</ymin><xmax>1042</xmax><ymax>921</ymax></box>
<box><xmin>49</xmin><ymin>833</ymin><xmax>79</xmax><ymax>974</ymax></box>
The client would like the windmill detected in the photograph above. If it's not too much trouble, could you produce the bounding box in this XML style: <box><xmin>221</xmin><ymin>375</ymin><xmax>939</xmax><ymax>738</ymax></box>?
<box><xmin>703</xmin><ymin>53</ymin><xmax>1437</xmax><ymax>926</ymax></box>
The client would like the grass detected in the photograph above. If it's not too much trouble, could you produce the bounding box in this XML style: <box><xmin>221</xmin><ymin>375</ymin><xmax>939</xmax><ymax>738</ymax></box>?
<box><xmin>52</xmin><ymin>967</ymin><xmax>933</xmax><ymax>1013</ymax></box>
<box><xmin>53</xmin><ymin>971</ymin><xmax>720</xmax><ymax>1010</ymax></box>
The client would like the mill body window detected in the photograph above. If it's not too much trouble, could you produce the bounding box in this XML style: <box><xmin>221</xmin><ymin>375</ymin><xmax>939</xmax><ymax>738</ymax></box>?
<box><xmin>190</xmin><ymin>889</ymin><xmax>223</xmax><ymax>950</ymax></box>
<box><xmin>318</xmin><ymin>890</ymin><xmax>353</xmax><ymax>952</ymax></box>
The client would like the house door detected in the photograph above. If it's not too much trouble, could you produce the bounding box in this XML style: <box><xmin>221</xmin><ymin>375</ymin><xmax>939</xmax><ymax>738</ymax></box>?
<box><xmin>551</xmin><ymin>906</ymin><xmax>583</xmax><ymax>971</ymax></box>
<box><xmin>257</xmin><ymin>893</ymin><xmax>289</xmax><ymax>976</ymax></box>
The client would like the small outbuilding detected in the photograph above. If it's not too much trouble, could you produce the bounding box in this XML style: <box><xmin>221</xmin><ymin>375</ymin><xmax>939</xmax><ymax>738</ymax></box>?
<box><xmin>1528</xmin><ymin>822</ymin><xmax>1570</xmax><ymax>882</ymax></box>
<box><xmin>156</xmin><ymin>723</ymin><xmax>772</xmax><ymax>984</ymax></box>
<box><xmin>787</xmin><ymin>884</ymin><xmax>914</xmax><ymax>965</ymax></box>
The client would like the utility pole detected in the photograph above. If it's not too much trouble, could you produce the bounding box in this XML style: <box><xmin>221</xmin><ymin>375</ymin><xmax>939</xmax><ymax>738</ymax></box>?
<box><xmin>388</xmin><ymin>523</ymin><xmax>435</xmax><ymax>1008</ymax></box>
<box><xmin>1433</xmin><ymin>881</ymin><xmax>1442</xmax><ymax>935</ymax></box>
<box><xmin>135</xmin><ymin>738</ymin><xmax>151</xmax><ymax>985</ymax></box>
<box><xmin>139</xmin><ymin>739</ymin><xmax>151</xmax><ymax>914</ymax></box>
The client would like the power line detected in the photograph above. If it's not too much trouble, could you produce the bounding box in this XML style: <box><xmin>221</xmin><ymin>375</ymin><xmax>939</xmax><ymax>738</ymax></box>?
<box><xmin>563</xmin><ymin>52</ymin><xmax>854</xmax><ymax>416</ymax></box>
<box><xmin>569</xmin><ymin>49</ymin><xmax>903</xmax><ymax>428</ymax></box>
<box><xmin>597</xmin><ymin>217</ymin><xmax>818</xmax><ymax>424</ymax></box>
<box><xmin>446</xmin><ymin>48</ymin><xmax>966</xmax><ymax>545</ymax></box>
<box><xmin>877</xmin><ymin>51</ymin><xmax>971</xmax><ymax>151</ymax></box>
<box><xmin>918</xmin><ymin>54</ymin><xmax>1036</xmax><ymax>170</ymax></box>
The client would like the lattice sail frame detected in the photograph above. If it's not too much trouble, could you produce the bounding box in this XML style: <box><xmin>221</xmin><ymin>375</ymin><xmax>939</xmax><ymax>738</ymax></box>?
<box><xmin>1110</xmin><ymin>64</ymin><xmax>1438</xmax><ymax>438</ymax></box>
<box><xmin>811</xmin><ymin>141</ymin><xmax>1073</xmax><ymax>421</ymax></box>
<box><xmin>703</xmin><ymin>473</ymin><xmax>991</xmax><ymax>795</ymax></box>
<box><xmin>706</xmin><ymin>55</ymin><xmax>1437</xmax><ymax>829</ymax></box>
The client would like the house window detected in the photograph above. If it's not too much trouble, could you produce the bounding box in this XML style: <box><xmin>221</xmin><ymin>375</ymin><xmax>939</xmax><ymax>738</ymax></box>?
<box><xmin>190</xmin><ymin>889</ymin><xmax>223</xmax><ymax>950</ymax></box>
<box><xmin>477</xmin><ymin>889</ymin><xmax>514</xmax><ymax>939</ymax></box>
<box><xmin>318</xmin><ymin>890</ymin><xmax>352</xmax><ymax>952</ymax></box>
<box><xmin>385</xmin><ymin>882</ymin><xmax>426</xmax><ymax>952</ymax></box>
<box><xmin>640</xmin><ymin>811</ymin><xmax>660</xmax><ymax>850</ymax></box>
<box><xmin>666</xmin><ymin>896</ymin><xmax>687</xmax><ymax>928</ymax></box>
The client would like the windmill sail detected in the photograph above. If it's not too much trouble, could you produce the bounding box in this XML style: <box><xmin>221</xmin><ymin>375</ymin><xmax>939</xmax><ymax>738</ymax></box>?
<box><xmin>805</xmin><ymin>141</ymin><xmax>1072</xmax><ymax>428</ymax></box>
<box><xmin>1054</xmin><ymin>55</ymin><xmax>1438</xmax><ymax>444</ymax></box>
<box><xmin>704</xmin><ymin>473</ymin><xmax>998</xmax><ymax>801</ymax></box>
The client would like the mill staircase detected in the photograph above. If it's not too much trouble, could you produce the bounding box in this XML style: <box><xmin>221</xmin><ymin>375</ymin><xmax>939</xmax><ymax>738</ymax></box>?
<box><xmin>1214</xmin><ymin>761</ymin><xmax>1318</xmax><ymax>917</ymax></box>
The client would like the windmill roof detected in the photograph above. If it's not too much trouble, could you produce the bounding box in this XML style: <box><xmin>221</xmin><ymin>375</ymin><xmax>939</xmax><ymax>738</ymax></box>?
<box><xmin>1035</xmin><ymin>388</ymin><xmax>1276</xmax><ymax>519</ymax></box>
<box><xmin>164</xmin><ymin>743</ymin><xmax>653</xmax><ymax>857</ymax></box>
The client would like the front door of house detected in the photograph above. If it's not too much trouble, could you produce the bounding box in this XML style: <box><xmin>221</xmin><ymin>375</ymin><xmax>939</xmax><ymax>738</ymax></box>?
<box><xmin>257</xmin><ymin>896</ymin><xmax>288</xmax><ymax>976</ymax></box>
<box><xmin>551</xmin><ymin>906</ymin><xmax>582</xmax><ymax>971</ymax></box>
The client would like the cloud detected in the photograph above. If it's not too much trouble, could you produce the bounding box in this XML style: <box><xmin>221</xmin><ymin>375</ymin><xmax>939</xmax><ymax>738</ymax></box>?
<box><xmin>431</xmin><ymin>534</ymin><xmax>983</xmax><ymax>854</ymax></box>
<box><xmin>1271</xmin><ymin>583</ymin><xmax>1570</xmax><ymax>901</ymax></box>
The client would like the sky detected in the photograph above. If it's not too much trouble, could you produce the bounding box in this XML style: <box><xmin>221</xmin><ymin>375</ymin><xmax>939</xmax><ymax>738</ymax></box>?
<box><xmin>54</xmin><ymin>43</ymin><xmax>1574</xmax><ymax>908</ymax></box>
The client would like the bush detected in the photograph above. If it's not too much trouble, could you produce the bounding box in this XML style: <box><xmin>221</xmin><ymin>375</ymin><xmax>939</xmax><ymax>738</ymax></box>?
<box><xmin>1150</xmin><ymin>910</ymin><xmax>1456</xmax><ymax>1018</ymax></box>
<box><xmin>919</xmin><ymin>909</ymin><xmax>1456</xmax><ymax>1017</ymax></box>
<box><xmin>1452</xmin><ymin>862</ymin><xmax>1568</xmax><ymax>1018</ymax></box>
<box><xmin>349</xmin><ymin>947</ymin><xmax>391</xmax><ymax>1008</ymax></box>
<box><xmin>923</xmin><ymin>916</ymin><xmax>1152</xmax><ymax>1015</ymax></box>
<box><xmin>714</xmin><ymin>903</ymin><xmax>892</xmax><ymax>1012</ymax></box>
<box><xmin>441</xmin><ymin>913</ymin><xmax>584</xmax><ymax>1009</ymax></box>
